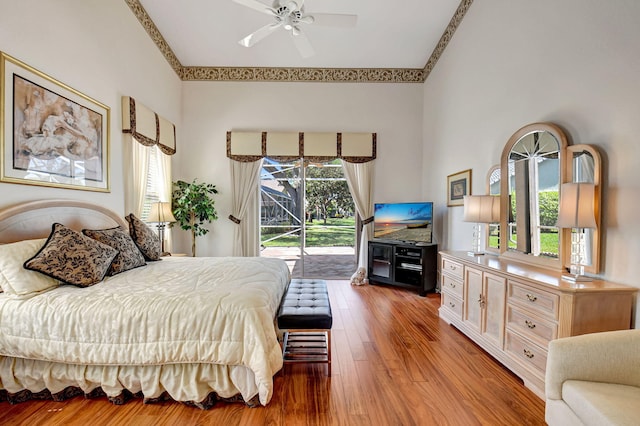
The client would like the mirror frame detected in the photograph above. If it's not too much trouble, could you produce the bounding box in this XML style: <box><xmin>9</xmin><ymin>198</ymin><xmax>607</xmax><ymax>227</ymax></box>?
<box><xmin>485</xmin><ymin>164</ymin><xmax>501</xmax><ymax>255</ymax></box>
<box><xmin>561</xmin><ymin>144</ymin><xmax>602</xmax><ymax>275</ymax></box>
<box><xmin>500</xmin><ymin>122</ymin><xmax>568</xmax><ymax>270</ymax></box>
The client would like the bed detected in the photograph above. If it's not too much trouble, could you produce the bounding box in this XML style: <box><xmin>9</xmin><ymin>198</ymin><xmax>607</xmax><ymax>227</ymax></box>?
<box><xmin>0</xmin><ymin>199</ymin><xmax>290</xmax><ymax>409</ymax></box>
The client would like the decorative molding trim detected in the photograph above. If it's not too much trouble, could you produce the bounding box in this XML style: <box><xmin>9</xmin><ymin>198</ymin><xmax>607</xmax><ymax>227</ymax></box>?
<box><xmin>125</xmin><ymin>0</ymin><xmax>473</xmax><ymax>83</ymax></box>
<box><xmin>182</xmin><ymin>66</ymin><xmax>424</xmax><ymax>83</ymax></box>
<box><xmin>423</xmin><ymin>0</ymin><xmax>474</xmax><ymax>81</ymax></box>
<box><xmin>125</xmin><ymin>0</ymin><xmax>184</xmax><ymax>79</ymax></box>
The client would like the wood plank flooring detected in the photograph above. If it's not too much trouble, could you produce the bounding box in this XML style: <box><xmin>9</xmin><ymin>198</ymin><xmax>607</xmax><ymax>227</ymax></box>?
<box><xmin>0</xmin><ymin>281</ymin><xmax>546</xmax><ymax>425</ymax></box>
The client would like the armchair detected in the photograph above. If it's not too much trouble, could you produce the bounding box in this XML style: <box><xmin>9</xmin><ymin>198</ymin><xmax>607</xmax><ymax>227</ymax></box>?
<box><xmin>545</xmin><ymin>329</ymin><xmax>640</xmax><ymax>426</ymax></box>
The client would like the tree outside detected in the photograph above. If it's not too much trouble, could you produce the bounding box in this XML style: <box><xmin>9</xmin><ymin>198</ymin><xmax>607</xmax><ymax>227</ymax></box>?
<box><xmin>305</xmin><ymin>163</ymin><xmax>354</xmax><ymax>224</ymax></box>
<box><xmin>260</xmin><ymin>159</ymin><xmax>355</xmax><ymax>248</ymax></box>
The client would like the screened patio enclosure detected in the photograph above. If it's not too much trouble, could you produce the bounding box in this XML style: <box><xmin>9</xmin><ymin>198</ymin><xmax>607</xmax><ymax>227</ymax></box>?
<box><xmin>260</xmin><ymin>158</ymin><xmax>356</xmax><ymax>278</ymax></box>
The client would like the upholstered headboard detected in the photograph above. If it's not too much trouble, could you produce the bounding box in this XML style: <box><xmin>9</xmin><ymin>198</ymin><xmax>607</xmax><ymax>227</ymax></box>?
<box><xmin>0</xmin><ymin>199</ymin><xmax>127</xmax><ymax>244</ymax></box>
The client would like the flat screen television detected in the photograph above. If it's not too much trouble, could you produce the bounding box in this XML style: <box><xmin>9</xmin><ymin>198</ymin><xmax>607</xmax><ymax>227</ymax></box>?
<box><xmin>373</xmin><ymin>202</ymin><xmax>433</xmax><ymax>244</ymax></box>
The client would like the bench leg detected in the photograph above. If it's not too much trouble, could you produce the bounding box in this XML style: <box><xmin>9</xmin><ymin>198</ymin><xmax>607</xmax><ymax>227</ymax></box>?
<box><xmin>281</xmin><ymin>329</ymin><xmax>331</xmax><ymax>376</ymax></box>
<box><xmin>327</xmin><ymin>329</ymin><xmax>331</xmax><ymax>376</ymax></box>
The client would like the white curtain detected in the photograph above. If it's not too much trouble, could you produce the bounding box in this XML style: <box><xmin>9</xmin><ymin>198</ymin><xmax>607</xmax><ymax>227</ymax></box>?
<box><xmin>341</xmin><ymin>160</ymin><xmax>375</xmax><ymax>285</ymax></box>
<box><xmin>230</xmin><ymin>159</ymin><xmax>264</xmax><ymax>256</ymax></box>
<box><xmin>124</xmin><ymin>135</ymin><xmax>150</xmax><ymax>217</ymax></box>
<box><xmin>157</xmin><ymin>147</ymin><xmax>173</xmax><ymax>252</ymax></box>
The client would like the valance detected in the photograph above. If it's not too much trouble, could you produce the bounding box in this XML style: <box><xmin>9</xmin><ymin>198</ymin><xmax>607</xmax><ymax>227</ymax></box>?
<box><xmin>122</xmin><ymin>96</ymin><xmax>176</xmax><ymax>155</ymax></box>
<box><xmin>226</xmin><ymin>131</ymin><xmax>376</xmax><ymax>163</ymax></box>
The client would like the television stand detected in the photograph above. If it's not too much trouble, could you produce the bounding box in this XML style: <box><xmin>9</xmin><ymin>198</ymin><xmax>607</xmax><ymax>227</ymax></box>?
<box><xmin>367</xmin><ymin>240</ymin><xmax>437</xmax><ymax>296</ymax></box>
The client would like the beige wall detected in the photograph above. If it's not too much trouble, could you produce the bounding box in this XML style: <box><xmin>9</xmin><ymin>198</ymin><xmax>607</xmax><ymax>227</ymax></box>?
<box><xmin>423</xmin><ymin>0</ymin><xmax>640</xmax><ymax>325</ymax></box>
<box><xmin>176</xmin><ymin>81</ymin><xmax>424</xmax><ymax>256</ymax></box>
<box><xmin>0</xmin><ymin>0</ymin><xmax>182</xmax><ymax>214</ymax></box>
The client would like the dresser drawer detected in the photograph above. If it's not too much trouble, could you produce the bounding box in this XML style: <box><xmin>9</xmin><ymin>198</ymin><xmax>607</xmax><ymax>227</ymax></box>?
<box><xmin>508</xmin><ymin>281</ymin><xmax>559</xmax><ymax>319</ymax></box>
<box><xmin>441</xmin><ymin>292</ymin><xmax>463</xmax><ymax>320</ymax></box>
<box><xmin>506</xmin><ymin>304</ymin><xmax>558</xmax><ymax>347</ymax></box>
<box><xmin>441</xmin><ymin>274</ymin><xmax>463</xmax><ymax>298</ymax></box>
<box><xmin>505</xmin><ymin>330</ymin><xmax>547</xmax><ymax>377</ymax></box>
<box><xmin>441</xmin><ymin>257</ymin><xmax>463</xmax><ymax>280</ymax></box>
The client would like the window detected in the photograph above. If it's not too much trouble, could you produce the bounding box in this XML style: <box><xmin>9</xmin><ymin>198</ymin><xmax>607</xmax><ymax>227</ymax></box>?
<box><xmin>141</xmin><ymin>145</ymin><xmax>163</xmax><ymax>221</ymax></box>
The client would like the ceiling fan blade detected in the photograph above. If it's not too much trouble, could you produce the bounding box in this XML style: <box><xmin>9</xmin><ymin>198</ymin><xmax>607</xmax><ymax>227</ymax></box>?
<box><xmin>308</xmin><ymin>13</ymin><xmax>357</xmax><ymax>28</ymax></box>
<box><xmin>232</xmin><ymin>0</ymin><xmax>274</xmax><ymax>15</ymax></box>
<box><xmin>280</xmin><ymin>0</ymin><xmax>304</xmax><ymax>11</ymax></box>
<box><xmin>239</xmin><ymin>23</ymin><xmax>281</xmax><ymax>47</ymax></box>
<box><xmin>291</xmin><ymin>29</ymin><xmax>315</xmax><ymax>58</ymax></box>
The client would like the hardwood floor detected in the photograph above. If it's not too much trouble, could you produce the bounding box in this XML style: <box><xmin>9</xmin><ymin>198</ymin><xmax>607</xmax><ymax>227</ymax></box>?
<box><xmin>0</xmin><ymin>281</ymin><xmax>546</xmax><ymax>425</ymax></box>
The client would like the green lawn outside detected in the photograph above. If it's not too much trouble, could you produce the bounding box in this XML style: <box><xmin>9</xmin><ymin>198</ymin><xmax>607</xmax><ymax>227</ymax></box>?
<box><xmin>489</xmin><ymin>231</ymin><xmax>559</xmax><ymax>256</ymax></box>
<box><xmin>262</xmin><ymin>217</ymin><xmax>355</xmax><ymax>247</ymax></box>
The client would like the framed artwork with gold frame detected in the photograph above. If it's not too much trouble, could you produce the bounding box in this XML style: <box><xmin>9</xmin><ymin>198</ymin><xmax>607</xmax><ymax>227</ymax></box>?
<box><xmin>1</xmin><ymin>51</ymin><xmax>110</xmax><ymax>192</ymax></box>
<box><xmin>447</xmin><ymin>169</ymin><xmax>471</xmax><ymax>207</ymax></box>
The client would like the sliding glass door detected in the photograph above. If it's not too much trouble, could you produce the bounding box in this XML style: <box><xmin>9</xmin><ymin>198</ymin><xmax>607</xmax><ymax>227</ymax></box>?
<box><xmin>260</xmin><ymin>158</ymin><xmax>356</xmax><ymax>278</ymax></box>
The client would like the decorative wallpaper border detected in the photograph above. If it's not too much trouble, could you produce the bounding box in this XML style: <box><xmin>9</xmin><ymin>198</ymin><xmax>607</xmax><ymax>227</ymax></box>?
<box><xmin>181</xmin><ymin>66</ymin><xmax>424</xmax><ymax>83</ymax></box>
<box><xmin>423</xmin><ymin>0</ymin><xmax>474</xmax><ymax>80</ymax></box>
<box><xmin>125</xmin><ymin>0</ymin><xmax>473</xmax><ymax>83</ymax></box>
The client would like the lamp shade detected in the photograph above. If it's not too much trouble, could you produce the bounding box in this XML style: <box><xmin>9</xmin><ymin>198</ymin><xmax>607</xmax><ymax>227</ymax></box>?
<box><xmin>148</xmin><ymin>202</ymin><xmax>176</xmax><ymax>223</ymax></box>
<box><xmin>463</xmin><ymin>195</ymin><xmax>500</xmax><ymax>223</ymax></box>
<box><xmin>556</xmin><ymin>183</ymin><xmax>596</xmax><ymax>229</ymax></box>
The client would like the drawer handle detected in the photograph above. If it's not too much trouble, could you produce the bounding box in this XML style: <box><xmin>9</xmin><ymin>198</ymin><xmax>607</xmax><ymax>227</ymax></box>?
<box><xmin>525</xmin><ymin>320</ymin><xmax>536</xmax><ymax>329</ymax></box>
<box><xmin>526</xmin><ymin>293</ymin><xmax>538</xmax><ymax>302</ymax></box>
<box><xmin>450</xmin><ymin>283</ymin><xmax>456</xmax><ymax>288</ymax></box>
<box><xmin>449</xmin><ymin>302</ymin><xmax>456</xmax><ymax>308</ymax></box>
<box><xmin>523</xmin><ymin>349</ymin><xmax>534</xmax><ymax>359</ymax></box>
<box><xmin>477</xmin><ymin>294</ymin><xmax>486</xmax><ymax>308</ymax></box>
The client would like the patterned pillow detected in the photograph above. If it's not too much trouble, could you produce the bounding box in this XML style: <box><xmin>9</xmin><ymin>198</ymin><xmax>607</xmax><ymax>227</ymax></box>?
<box><xmin>24</xmin><ymin>223</ymin><xmax>118</xmax><ymax>287</ymax></box>
<box><xmin>83</xmin><ymin>226</ymin><xmax>146</xmax><ymax>275</ymax></box>
<box><xmin>125</xmin><ymin>213</ymin><xmax>161</xmax><ymax>261</ymax></box>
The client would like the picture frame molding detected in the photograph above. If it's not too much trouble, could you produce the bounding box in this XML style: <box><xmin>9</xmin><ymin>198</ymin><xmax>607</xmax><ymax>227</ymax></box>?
<box><xmin>1</xmin><ymin>51</ymin><xmax>110</xmax><ymax>192</ymax></box>
<box><xmin>447</xmin><ymin>168</ymin><xmax>472</xmax><ymax>207</ymax></box>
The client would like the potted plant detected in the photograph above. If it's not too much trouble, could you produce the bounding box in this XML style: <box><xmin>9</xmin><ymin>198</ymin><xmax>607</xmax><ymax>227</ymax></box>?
<box><xmin>171</xmin><ymin>179</ymin><xmax>218</xmax><ymax>257</ymax></box>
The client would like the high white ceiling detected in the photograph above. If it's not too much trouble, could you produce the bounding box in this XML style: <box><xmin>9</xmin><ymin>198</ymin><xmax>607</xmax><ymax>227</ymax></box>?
<box><xmin>137</xmin><ymin>0</ymin><xmax>462</xmax><ymax>70</ymax></box>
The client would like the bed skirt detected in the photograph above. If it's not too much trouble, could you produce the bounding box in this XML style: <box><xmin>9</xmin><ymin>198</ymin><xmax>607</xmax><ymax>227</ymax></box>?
<box><xmin>0</xmin><ymin>356</ymin><xmax>266</xmax><ymax>409</ymax></box>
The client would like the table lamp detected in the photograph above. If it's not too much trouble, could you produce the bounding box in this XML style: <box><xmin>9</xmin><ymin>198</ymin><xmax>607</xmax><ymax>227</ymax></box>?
<box><xmin>556</xmin><ymin>182</ymin><xmax>596</xmax><ymax>281</ymax></box>
<box><xmin>148</xmin><ymin>201</ymin><xmax>176</xmax><ymax>255</ymax></box>
<box><xmin>463</xmin><ymin>195</ymin><xmax>500</xmax><ymax>256</ymax></box>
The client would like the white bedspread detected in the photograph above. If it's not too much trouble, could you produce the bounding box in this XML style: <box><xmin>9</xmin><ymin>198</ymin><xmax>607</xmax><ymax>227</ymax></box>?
<box><xmin>0</xmin><ymin>256</ymin><xmax>290</xmax><ymax>405</ymax></box>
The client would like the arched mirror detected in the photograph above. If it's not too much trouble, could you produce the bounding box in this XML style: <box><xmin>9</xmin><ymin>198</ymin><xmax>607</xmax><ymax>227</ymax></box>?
<box><xmin>561</xmin><ymin>144</ymin><xmax>602</xmax><ymax>274</ymax></box>
<box><xmin>485</xmin><ymin>165</ymin><xmax>500</xmax><ymax>253</ymax></box>
<box><xmin>500</xmin><ymin>123</ymin><xmax>568</xmax><ymax>270</ymax></box>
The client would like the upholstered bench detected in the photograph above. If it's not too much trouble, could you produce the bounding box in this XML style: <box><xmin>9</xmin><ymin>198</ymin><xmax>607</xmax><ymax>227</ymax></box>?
<box><xmin>277</xmin><ymin>279</ymin><xmax>332</xmax><ymax>375</ymax></box>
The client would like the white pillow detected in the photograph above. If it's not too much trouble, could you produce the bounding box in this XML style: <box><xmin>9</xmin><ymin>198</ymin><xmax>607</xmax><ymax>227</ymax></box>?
<box><xmin>0</xmin><ymin>238</ymin><xmax>60</xmax><ymax>296</ymax></box>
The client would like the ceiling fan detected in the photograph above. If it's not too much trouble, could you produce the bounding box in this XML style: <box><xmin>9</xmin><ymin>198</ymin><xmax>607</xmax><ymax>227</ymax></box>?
<box><xmin>232</xmin><ymin>0</ymin><xmax>357</xmax><ymax>58</ymax></box>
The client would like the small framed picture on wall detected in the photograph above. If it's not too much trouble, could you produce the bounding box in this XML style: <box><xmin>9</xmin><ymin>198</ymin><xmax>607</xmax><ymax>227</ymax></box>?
<box><xmin>447</xmin><ymin>169</ymin><xmax>471</xmax><ymax>207</ymax></box>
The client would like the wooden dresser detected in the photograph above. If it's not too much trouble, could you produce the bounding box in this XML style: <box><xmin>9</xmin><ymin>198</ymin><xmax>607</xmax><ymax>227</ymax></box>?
<box><xmin>438</xmin><ymin>250</ymin><xmax>637</xmax><ymax>399</ymax></box>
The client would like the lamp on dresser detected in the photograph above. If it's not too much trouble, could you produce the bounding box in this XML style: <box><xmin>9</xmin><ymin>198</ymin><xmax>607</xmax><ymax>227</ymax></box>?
<box><xmin>556</xmin><ymin>182</ymin><xmax>597</xmax><ymax>281</ymax></box>
<box><xmin>463</xmin><ymin>195</ymin><xmax>500</xmax><ymax>256</ymax></box>
<box><xmin>148</xmin><ymin>201</ymin><xmax>176</xmax><ymax>256</ymax></box>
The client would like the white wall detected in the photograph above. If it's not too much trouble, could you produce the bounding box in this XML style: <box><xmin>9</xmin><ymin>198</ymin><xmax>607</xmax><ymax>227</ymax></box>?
<box><xmin>176</xmin><ymin>81</ymin><xmax>424</xmax><ymax>256</ymax></box>
<box><xmin>0</xmin><ymin>0</ymin><xmax>182</xmax><ymax>214</ymax></box>
<box><xmin>423</xmin><ymin>0</ymin><xmax>640</xmax><ymax>324</ymax></box>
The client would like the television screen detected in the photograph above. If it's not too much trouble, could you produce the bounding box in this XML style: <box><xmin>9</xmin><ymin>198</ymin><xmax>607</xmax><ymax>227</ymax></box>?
<box><xmin>373</xmin><ymin>202</ymin><xmax>433</xmax><ymax>244</ymax></box>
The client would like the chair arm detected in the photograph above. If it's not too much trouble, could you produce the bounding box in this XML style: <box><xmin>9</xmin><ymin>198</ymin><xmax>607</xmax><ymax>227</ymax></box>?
<box><xmin>545</xmin><ymin>329</ymin><xmax>640</xmax><ymax>400</ymax></box>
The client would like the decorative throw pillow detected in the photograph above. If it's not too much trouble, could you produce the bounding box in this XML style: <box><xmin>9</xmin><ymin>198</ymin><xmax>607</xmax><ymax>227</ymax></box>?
<box><xmin>125</xmin><ymin>213</ymin><xmax>161</xmax><ymax>261</ymax></box>
<box><xmin>83</xmin><ymin>226</ymin><xmax>146</xmax><ymax>275</ymax></box>
<box><xmin>0</xmin><ymin>238</ymin><xmax>60</xmax><ymax>296</ymax></box>
<box><xmin>24</xmin><ymin>223</ymin><xmax>118</xmax><ymax>287</ymax></box>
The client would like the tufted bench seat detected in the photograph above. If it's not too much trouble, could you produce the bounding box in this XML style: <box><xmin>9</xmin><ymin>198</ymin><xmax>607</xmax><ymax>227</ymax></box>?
<box><xmin>277</xmin><ymin>279</ymin><xmax>332</xmax><ymax>375</ymax></box>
